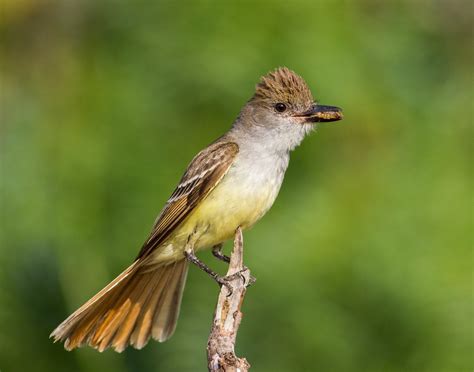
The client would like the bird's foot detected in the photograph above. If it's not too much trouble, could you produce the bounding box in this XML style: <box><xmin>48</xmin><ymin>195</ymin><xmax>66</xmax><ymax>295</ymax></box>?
<box><xmin>219</xmin><ymin>267</ymin><xmax>256</xmax><ymax>289</ymax></box>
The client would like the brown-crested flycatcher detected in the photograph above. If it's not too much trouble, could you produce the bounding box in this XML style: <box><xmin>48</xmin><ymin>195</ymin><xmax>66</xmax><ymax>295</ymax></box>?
<box><xmin>51</xmin><ymin>67</ymin><xmax>343</xmax><ymax>352</ymax></box>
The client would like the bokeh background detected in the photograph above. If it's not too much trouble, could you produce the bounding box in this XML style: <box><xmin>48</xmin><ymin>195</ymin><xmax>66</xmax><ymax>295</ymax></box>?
<box><xmin>1</xmin><ymin>0</ymin><xmax>472</xmax><ymax>371</ymax></box>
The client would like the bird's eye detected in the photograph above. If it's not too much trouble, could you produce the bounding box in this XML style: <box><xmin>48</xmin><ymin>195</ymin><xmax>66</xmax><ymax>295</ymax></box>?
<box><xmin>275</xmin><ymin>103</ymin><xmax>287</xmax><ymax>113</ymax></box>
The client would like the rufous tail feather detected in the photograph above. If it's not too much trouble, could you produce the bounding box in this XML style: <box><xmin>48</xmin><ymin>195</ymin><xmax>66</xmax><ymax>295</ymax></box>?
<box><xmin>50</xmin><ymin>259</ymin><xmax>189</xmax><ymax>352</ymax></box>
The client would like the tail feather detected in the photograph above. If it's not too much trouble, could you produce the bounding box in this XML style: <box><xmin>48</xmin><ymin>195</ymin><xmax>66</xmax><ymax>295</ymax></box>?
<box><xmin>50</xmin><ymin>259</ymin><xmax>189</xmax><ymax>352</ymax></box>
<box><xmin>111</xmin><ymin>269</ymin><xmax>158</xmax><ymax>352</ymax></box>
<box><xmin>90</xmin><ymin>270</ymin><xmax>144</xmax><ymax>351</ymax></box>
<box><xmin>129</xmin><ymin>269</ymin><xmax>169</xmax><ymax>348</ymax></box>
<box><xmin>60</xmin><ymin>262</ymin><xmax>140</xmax><ymax>350</ymax></box>
<box><xmin>153</xmin><ymin>259</ymin><xmax>188</xmax><ymax>341</ymax></box>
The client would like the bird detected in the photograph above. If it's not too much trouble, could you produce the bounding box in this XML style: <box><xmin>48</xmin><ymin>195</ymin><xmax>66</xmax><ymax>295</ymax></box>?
<box><xmin>50</xmin><ymin>67</ymin><xmax>343</xmax><ymax>352</ymax></box>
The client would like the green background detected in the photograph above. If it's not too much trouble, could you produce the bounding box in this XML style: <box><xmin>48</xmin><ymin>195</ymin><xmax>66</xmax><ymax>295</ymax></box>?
<box><xmin>1</xmin><ymin>0</ymin><xmax>472</xmax><ymax>371</ymax></box>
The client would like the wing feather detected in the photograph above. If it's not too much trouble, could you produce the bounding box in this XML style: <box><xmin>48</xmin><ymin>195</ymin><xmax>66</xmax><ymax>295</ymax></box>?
<box><xmin>136</xmin><ymin>141</ymin><xmax>239</xmax><ymax>260</ymax></box>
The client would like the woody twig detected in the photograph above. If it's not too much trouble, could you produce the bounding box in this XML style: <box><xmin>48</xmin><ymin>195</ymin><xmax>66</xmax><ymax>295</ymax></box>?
<box><xmin>207</xmin><ymin>227</ymin><xmax>251</xmax><ymax>372</ymax></box>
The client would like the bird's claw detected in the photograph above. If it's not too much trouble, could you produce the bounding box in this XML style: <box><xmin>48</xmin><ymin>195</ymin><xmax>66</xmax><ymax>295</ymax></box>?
<box><xmin>214</xmin><ymin>267</ymin><xmax>256</xmax><ymax>295</ymax></box>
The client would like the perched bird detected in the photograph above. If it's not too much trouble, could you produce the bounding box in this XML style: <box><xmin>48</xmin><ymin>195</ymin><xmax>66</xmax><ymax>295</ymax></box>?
<box><xmin>51</xmin><ymin>67</ymin><xmax>343</xmax><ymax>352</ymax></box>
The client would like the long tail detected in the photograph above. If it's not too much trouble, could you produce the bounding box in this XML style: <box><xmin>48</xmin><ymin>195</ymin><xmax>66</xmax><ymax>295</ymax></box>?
<box><xmin>50</xmin><ymin>259</ymin><xmax>189</xmax><ymax>352</ymax></box>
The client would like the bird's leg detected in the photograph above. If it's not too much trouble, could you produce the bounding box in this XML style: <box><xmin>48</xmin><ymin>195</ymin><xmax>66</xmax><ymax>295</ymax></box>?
<box><xmin>183</xmin><ymin>249</ymin><xmax>222</xmax><ymax>282</ymax></box>
<box><xmin>184</xmin><ymin>232</ymin><xmax>255</xmax><ymax>292</ymax></box>
<box><xmin>184</xmin><ymin>249</ymin><xmax>235</xmax><ymax>294</ymax></box>
<box><xmin>212</xmin><ymin>243</ymin><xmax>230</xmax><ymax>263</ymax></box>
<box><xmin>184</xmin><ymin>235</ymin><xmax>234</xmax><ymax>293</ymax></box>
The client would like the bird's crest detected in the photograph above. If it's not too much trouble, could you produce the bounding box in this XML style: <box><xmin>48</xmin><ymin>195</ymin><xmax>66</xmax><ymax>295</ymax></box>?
<box><xmin>253</xmin><ymin>67</ymin><xmax>314</xmax><ymax>109</ymax></box>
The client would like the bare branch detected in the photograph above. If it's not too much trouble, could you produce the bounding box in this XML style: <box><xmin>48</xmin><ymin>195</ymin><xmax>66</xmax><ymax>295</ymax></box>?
<box><xmin>207</xmin><ymin>227</ymin><xmax>251</xmax><ymax>372</ymax></box>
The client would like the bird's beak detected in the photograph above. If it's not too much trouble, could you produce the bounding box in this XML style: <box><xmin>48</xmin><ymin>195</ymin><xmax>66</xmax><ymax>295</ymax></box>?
<box><xmin>296</xmin><ymin>104</ymin><xmax>343</xmax><ymax>123</ymax></box>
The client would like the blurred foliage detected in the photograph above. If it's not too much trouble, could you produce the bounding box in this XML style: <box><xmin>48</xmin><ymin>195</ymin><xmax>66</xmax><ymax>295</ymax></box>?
<box><xmin>0</xmin><ymin>0</ymin><xmax>472</xmax><ymax>371</ymax></box>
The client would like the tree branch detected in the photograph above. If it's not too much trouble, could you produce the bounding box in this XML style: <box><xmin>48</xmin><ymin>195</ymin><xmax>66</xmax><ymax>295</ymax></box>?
<box><xmin>207</xmin><ymin>227</ymin><xmax>251</xmax><ymax>372</ymax></box>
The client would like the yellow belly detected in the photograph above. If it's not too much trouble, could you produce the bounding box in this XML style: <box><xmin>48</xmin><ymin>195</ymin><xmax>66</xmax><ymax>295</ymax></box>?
<box><xmin>151</xmin><ymin>171</ymin><xmax>280</xmax><ymax>264</ymax></box>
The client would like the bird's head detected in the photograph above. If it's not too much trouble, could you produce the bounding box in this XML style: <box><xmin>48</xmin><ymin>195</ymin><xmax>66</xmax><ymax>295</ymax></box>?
<box><xmin>236</xmin><ymin>67</ymin><xmax>343</xmax><ymax>151</ymax></box>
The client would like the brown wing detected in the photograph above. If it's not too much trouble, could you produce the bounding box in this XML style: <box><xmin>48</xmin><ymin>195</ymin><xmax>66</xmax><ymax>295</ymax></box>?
<box><xmin>136</xmin><ymin>141</ymin><xmax>239</xmax><ymax>260</ymax></box>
